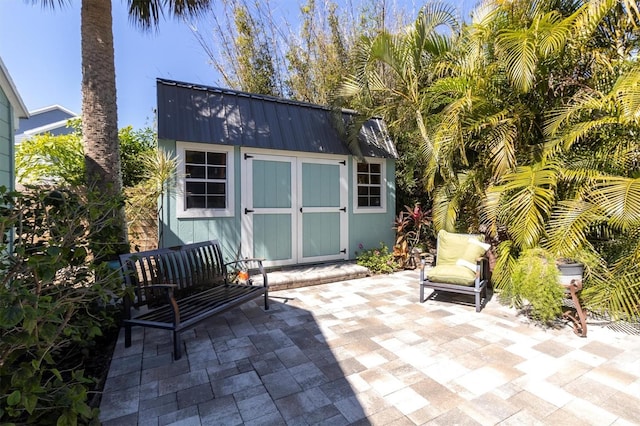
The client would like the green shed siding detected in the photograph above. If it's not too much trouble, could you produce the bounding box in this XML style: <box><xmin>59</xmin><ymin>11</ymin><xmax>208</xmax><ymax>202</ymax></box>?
<box><xmin>160</xmin><ymin>138</ymin><xmax>396</xmax><ymax>264</ymax></box>
<box><xmin>0</xmin><ymin>87</ymin><xmax>14</xmax><ymax>191</ymax></box>
<box><xmin>348</xmin><ymin>159</ymin><xmax>396</xmax><ymax>257</ymax></box>
<box><xmin>159</xmin><ymin>138</ymin><xmax>243</xmax><ymax>261</ymax></box>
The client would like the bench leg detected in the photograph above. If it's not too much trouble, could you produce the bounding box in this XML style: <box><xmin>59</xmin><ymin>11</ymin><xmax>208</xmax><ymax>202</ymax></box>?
<box><xmin>173</xmin><ymin>331</ymin><xmax>182</xmax><ymax>360</ymax></box>
<box><xmin>419</xmin><ymin>283</ymin><xmax>425</xmax><ymax>303</ymax></box>
<box><xmin>125</xmin><ymin>324</ymin><xmax>132</xmax><ymax>348</ymax></box>
<box><xmin>475</xmin><ymin>291</ymin><xmax>481</xmax><ymax>312</ymax></box>
<box><xmin>264</xmin><ymin>291</ymin><xmax>269</xmax><ymax>310</ymax></box>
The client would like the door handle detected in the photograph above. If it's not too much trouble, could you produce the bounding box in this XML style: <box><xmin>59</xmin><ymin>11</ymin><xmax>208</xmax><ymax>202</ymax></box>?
<box><xmin>244</xmin><ymin>208</ymin><xmax>254</xmax><ymax>214</ymax></box>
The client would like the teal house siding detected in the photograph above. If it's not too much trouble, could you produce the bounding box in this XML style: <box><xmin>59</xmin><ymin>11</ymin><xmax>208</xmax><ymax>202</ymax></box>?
<box><xmin>0</xmin><ymin>57</ymin><xmax>28</xmax><ymax>191</ymax></box>
<box><xmin>0</xmin><ymin>89</ymin><xmax>13</xmax><ymax>189</ymax></box>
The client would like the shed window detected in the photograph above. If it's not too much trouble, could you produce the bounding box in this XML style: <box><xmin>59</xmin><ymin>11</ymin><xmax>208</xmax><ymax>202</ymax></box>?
<box><xmin>176</xmin><ymin>142</ymin><xmax>234</xmax><ymax>218</ymax></box>
<box><xmin>185</xmin><ymin>150</ymin><xmax>227</xmax><ymax>209</ymax></box>
<box><xmin>353</xmin><ymin>159</ymin><xmax>386</xmax><ymax>213</ymax></box>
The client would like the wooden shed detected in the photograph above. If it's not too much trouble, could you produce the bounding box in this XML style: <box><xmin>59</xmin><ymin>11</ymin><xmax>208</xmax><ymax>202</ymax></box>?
<box><xmin>157</xmin><ymin>79</ymin><xmax>397</xmax><ymax>267</ymax></box>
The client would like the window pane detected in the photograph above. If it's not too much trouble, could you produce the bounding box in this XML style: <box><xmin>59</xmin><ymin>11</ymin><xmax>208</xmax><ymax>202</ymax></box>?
<box><xmin>186</xmin><ymin>195</ymin><xmax>206</xmax><ymax>209</ymax></box>
<box><xmin>207</xmin><ymin>182</ymin><xmax>226</xmax><ymax>195</ymax></box>
<box><xmin>185</xmin><ymin>150</ymin><xmax>205</xmax><ymax>164</ymax></box>
<box><xmin>207</xmin><ymin>152</ymin><xmax>226</xmax><ymax>165</ymax></box>
<box><xmin>186</xmin><ymin>165</ymin><xmax>206</xmax><ymax>179</ymax></box>
<box><xmin>358</xmin><ymin>186</ymin><xmax>368</xmax><ymax>196</ymax></box>
<box><xmin>357</xmin><ymin>163</ymin><xmax>369</xmax><ymax>172</ymax></box>
<box><xmin>207</xmin><ymin>196</ymin><xmax>226</xmax><ymax>209</ymax></box>
<box><xmin>370</xmin><ymin>163</ymin><xmax>381</xmax><ymax>174</ymax></box>
<box><xmin>370</xmin><ymin>187</ymin><xmax>380</xmax><ymax>196</ymax></box>
<box><xmin>358</xmin><ymin>197</ymin><xmax>369</xmax><ymax>207</ymax></box>
<box><xmin>370</xmin><ymin>197</ymin><xmax>381</xmax><ymax>207</ymax></box>
<box><xmin>370</xmin><ymin>175</ymin><xmax>381</xmax><ymax>185</ymax></box>
<box><xmin>186</xmin><ymin>182</ymin><xmax>205</xmax><ymax>195</ymax></box>
<box><xmin>208</xmin><ymin>166</ymin><xmax>226</xmax><ymax>179</ymax></box>
<box><xmin>357</xmin><ymin>174</ymin><xmax>369</xmax><ymax>184</ymax></box>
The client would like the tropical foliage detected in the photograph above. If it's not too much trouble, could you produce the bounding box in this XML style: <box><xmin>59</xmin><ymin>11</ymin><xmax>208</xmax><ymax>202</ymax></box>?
<box><xmin>0</xmin><ymin>186</ymin><xmax>123</xmax><ymax>424</ymax></box>
<box><xmin>341</xmin><ymin>0</ymin><xmax>640</xmax><ymax>320</ymax></box>
<box><xmin>16</xmin><ymin>120</ymin><xmax>157</xmax><ymax>188</ymax></box>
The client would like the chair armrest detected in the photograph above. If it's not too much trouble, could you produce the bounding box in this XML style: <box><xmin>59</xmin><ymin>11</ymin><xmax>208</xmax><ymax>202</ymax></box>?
<box><xmin>475</xmin><ymin>256</ymin><xmax>490</xmax><ymax>286</ymax></box>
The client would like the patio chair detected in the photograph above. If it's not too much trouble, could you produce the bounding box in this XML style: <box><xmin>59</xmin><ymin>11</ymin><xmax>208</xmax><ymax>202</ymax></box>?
<box><xmin>419</xmin><ymin>230</ymin><xmax>491</xmax><ymax>312</ymax></box>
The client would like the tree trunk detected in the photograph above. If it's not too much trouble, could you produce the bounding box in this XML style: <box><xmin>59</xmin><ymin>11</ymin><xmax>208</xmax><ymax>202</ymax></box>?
<box><xmin>81</xmin><ymin>0</ymin><xmax>128</xmax><ymax>257</ymax></box>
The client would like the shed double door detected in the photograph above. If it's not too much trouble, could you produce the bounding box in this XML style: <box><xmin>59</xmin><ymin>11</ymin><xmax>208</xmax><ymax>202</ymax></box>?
<box><xmin>241</xmin><ymin>152</ymin><xmax>348</xmax><ymax>267</ymax></box>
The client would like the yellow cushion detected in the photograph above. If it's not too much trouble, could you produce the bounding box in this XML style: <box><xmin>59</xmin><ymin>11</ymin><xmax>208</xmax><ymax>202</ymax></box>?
<box><xmin>426</xmin><ymin>264</ymin><xmax>476</xmax><ymax>286</ymax></box>
<box><xmin>436</xmin><ymin>230</ymin><xmax>487</xmax><ymax>266</ymax></box>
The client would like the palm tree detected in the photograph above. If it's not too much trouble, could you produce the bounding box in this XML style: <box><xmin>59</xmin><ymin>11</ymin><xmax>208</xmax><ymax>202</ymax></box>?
<box><xmin>34</xmin><ymin>0</ymin><xmax>213</xmax><ymax>256</ymax></box>
<box><xmin>339</xmin><ymin>2</ymin><xmax>461</xmax><ymax>210</ymax></box>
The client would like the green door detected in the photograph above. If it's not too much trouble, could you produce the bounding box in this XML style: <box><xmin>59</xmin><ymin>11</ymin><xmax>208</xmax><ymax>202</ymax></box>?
<box><xmin>298</xmin><ymin>158</ymin><xmax>347</xmax><ymax>263</ymax></box>
<box><xmin>242</xmin><ymin>152</ymin><xmax>348</xmax><ymax>267</ymax></box>
<box><xmin>242</xmin><ymin>153</ymin><xmax>295</xmax><ymax>266</ymax></box>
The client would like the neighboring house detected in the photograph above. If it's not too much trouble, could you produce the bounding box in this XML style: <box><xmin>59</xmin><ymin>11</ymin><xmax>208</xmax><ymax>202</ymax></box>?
<box><xmin>157</xmin><ymin>78</ymin><xmax>398</xmax><ymax>267</ymax></box>
<box><xmin>15</xmin><ymin>104</ymin><xmax>78</xmax><ymax>144</ymax></box>
<box><xmin>0</xmin><ymin>56</ymin><xmax>28</xmax><ymax>191</ymax></box>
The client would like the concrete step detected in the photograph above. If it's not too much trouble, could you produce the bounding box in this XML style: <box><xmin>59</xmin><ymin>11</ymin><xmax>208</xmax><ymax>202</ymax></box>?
<box><xmin>261</xmin><ymin>261</ymin><xmax>371</xmax><ymax>292</ymax></box>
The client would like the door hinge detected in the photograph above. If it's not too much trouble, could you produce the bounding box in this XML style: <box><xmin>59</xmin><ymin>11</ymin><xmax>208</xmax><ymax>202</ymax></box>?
<box><xmin>244</xmin><ymin>153</ymin><xmax>254</xmax><ymax>159</ymax></box>
<box><xmin>244</xmin><ymin>208</ymin><xmax>255</xmax><ymax>214</ymax></box>
<box><xmin>340</xmin><ymin>207</ymin><xmax>346</xmax><ymax>212</ymax></box>
<box><xmin>340</xmin><ymin>249</ymin><xmax>347</xmax><ymax>254</ymax></box>
<box><xmin>339</xmin><ymin>160</ymin><xmax>346</xmax><ymax>165</ymax></box>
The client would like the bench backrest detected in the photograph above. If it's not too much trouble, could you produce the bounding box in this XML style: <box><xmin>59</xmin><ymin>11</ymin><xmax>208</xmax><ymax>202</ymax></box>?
<box><xmin>119</xmin><ymin>240</ymin><xmax>226</xmax><ymax>308</ymax></box>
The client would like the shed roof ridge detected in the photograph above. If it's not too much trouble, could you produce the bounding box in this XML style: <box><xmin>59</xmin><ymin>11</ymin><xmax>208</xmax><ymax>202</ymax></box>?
<box><xmin>156</xmin><ymin>78</ymin><xmax>362</xmax><ymax>116</ymax></box>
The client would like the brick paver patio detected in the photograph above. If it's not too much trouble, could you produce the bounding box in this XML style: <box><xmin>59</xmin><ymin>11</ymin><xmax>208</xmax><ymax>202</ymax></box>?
<box><xmin>100</xmin><ymin>269</ymin><xmax>640</xmax><ymax>425</ymax></box>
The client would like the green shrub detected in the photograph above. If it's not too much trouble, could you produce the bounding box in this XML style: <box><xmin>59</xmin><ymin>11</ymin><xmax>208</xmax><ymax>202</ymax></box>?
<box><xmin>510</xmin><ymin>248</ymin><xmax>565</xmax><ymax>323</ymax></box>
<box><xmin>356</xmin><ymin>242</ymin><xmax>399</xmax><ymax>274</ymax></box>
<box><xmin>0</xmin><ymin>186</ymin><xmax>124</xmax><ymax>425</ymax></box>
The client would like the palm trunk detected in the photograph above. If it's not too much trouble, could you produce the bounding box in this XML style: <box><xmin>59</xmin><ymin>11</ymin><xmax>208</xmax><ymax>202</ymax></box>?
<box><xmin>81</xmin><ymin>0</ymin><xmax>128</xmax><ymax>257</ymax></box>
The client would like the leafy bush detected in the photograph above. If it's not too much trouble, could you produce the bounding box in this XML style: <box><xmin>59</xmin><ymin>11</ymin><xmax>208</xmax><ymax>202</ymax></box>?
<box><xmin>393</xmin><ymin>203</ymin><xmax>433</xmax><ymax>268</ymax></box>
<box><xmin>15</xmin><ymin>119</ymin><xmax>156</xmax><ymax>188</ymax></box>
<box><xmin>356</xmin><ymin>243</ymin><xmax>399</xmax><ymax>274</ymax></box>
<box><xmin>510</xmin><ymin>248</ymin><xmax>565</xmax><ymax>323</ymax></box>
<box><xmin>0</xmin><ymin>186</ymin><xmax>124</xmax><ymax>425</ymax></box>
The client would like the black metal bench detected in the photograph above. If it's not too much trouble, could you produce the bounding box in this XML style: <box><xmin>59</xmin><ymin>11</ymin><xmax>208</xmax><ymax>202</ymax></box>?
<box><xmin>119</xmin><ymin>240</ymin><xmax>269</xmax><ymax>360</ymax></box>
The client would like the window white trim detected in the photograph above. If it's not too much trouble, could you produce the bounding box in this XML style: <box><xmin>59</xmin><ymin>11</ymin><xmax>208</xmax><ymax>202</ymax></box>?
<box><xmin>352</xmin><ymin>158</ymin><xmax>387</xmax><ymax>214</ymax></box>
<box><xmin>176</xmin><ymin>142</ymin><xmax>234</xmax><ymax>218</ymax></box>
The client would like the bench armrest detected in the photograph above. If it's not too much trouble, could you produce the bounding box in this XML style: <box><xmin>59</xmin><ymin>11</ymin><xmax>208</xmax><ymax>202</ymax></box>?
<box><xmin>224</xmin><ymin>258</ymin><xmax>268</xmax><ymax>288</ymax></box>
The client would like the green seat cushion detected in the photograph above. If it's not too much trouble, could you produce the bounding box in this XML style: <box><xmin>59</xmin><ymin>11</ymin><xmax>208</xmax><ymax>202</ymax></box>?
<box><xmin>436</xmin><ymin>230</ymin><xmax>488</xmax><ymax>266</ymax></box>
<box><xmin>426</xmin><ymin>264</ymin><xmax>476</xmax><ymax>286</ymax></box>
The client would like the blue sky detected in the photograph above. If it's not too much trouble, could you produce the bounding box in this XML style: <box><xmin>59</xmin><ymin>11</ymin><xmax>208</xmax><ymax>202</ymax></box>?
<box><xmin>0</xmin><ymin>1</ymin><xmax>472</xmax><ymax>131</ymax></box>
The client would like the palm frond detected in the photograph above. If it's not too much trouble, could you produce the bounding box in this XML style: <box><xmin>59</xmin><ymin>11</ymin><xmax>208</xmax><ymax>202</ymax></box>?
<box><xmin>496</xmin><ymin>27</ymin><xmax>538</xmax><ymax>93</ymax></box>
<box><xmin>589</xmin><ymin>177</ymin><xmax>640</xmax><ymax>231</ymax></box>
<box><xmin>545</xmin><ymin>200</ymin><xmax>602</xmax><ymax>256</ymax></box>
<box><xmin>432</xmin><ymin>182</ymin><xmax>460</xmax><ymax>232</ymax></box>
<box><xmin>128</xmin><ymin>0</ymin><xmax>213</xmax><ymax>30</ymax></box>
<box><xmin>583</xmin><ymin>268</ymin><xmax>640</xmax><ymax>320</ymax></box>
<box><xmin>494</xmin><ymin>161</ymin><xmax>559</xmax><ymax>248</ymax></box>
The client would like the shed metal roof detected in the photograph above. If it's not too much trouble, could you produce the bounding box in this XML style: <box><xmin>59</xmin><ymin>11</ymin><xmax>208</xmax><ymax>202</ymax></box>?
<box><xmin>157</xmin><ymin>79</ymin><xmax>397</xmax><ymax>159</ymax></box>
